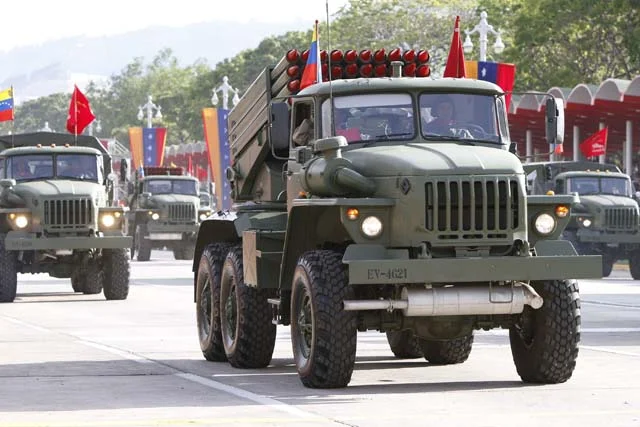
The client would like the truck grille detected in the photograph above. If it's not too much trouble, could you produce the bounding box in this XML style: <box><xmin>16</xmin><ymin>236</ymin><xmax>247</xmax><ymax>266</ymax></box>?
<box><xmin>425</xmin><ymin>177</ymin><xmax>521</xmax><ymax>239</ymax></box>
<box><xmin>168</xmin><ymin>203</ymin><xmax>195</xmax><ymax>222</ymax></box>
<box><xmin>44</xmin><ymin>198</ymin><xmax>93</xmax><ymax>228</ymax></box>
<box><xmin>604</xmin><ymin>207</ymin><xmax>638</xmax><ymax>231</ymax></box>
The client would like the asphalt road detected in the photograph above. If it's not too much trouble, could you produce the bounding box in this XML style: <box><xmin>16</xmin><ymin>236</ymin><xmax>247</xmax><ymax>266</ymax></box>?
<box><xmin>1</xmin><ymin>251</ymin><xmax>639</xmax><ymax>427</ymax></box>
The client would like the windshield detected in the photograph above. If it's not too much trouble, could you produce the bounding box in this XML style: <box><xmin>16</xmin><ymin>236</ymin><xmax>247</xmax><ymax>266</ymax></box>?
<box><xmin>146</xmin><ymin>179</ymin><xmax>198</xmax><ymax>195</ymax></box>
<box><xmin>6</xmin><ymin>154</ymin><xmax>101</xmax><ymax>182</ymax></box>
<box><xmin>567</xmin><ymin>176</ymin><xmax>631</xmax><ymax>196</ymax></box>
<box><xmin>419</xmin><ymin>93</ymin><xmax>500</xmax><ymax>143</ymax></box>
<box><xmin>321</xmin><ymin>93</ymin><xmax>415</xmax><ymax>143</ymax></box>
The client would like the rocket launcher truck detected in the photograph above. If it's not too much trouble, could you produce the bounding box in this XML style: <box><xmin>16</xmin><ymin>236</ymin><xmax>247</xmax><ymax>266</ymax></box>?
<box><xmin>192</xmin><ymin>47</ymin><xmax>602</xmax><ymax>388</ymax></box>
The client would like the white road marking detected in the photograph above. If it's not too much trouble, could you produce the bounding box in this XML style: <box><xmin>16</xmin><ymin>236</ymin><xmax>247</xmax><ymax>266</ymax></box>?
<box><xmin>77</xmin><ymin>341</ymin><xmax>156</xmax><ymax>364</ymax></box>
<box><xmin>2</xmin><ymin>316</ymin><xmax>53</xmax><ymax>333</ymax></box>
<box><xmin>580</xmin><ymin>345</ymin><xmax>640</xmax><ymax>357</ymax></box>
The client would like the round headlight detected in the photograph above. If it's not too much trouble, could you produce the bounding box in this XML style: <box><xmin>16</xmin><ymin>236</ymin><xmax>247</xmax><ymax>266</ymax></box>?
<box><xmin>361</xmin><ymin>216</ymin><xmax>383</xmax><ymax>238</ymax></box>
<box><xmin>101</xmin><ymin>214</ymin><xmax>115</xmax><ymax>227</ymax></box>
<box><xmin>199</xmin><ymin>213</ymin><xmax>208</xmax><ymax>221</ymax></box>
<box><xmin>151</xmin><ymin>212</ymin><xmax>160</xmax><ymax>221</ymax></box>
<box><xmin>14</xmin><ymin>215</ymin><xmax>29</xmax><ymax>229</ymax></box>
<box><xmin>582</xmin><ymin>218</ymin><xmax>592</xmax><ymax>228</ymax></box>
<box><xmin>534</xmin><ymin>213</ymin><xmax>556</xmax><ymax>235</ymax></box>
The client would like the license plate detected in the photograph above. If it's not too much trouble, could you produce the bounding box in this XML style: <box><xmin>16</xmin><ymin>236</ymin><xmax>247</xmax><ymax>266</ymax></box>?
<box><xmin>147</xmin><ymin>233</ymin><xmax>182</xmax><ymax>240</ymax></box>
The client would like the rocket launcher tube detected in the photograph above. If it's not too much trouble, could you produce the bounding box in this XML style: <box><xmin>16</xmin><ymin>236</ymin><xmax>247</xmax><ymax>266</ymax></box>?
<box><xmin>301</xmin><ymin>136</ymin><xmax>376</xmax><ymax>197</ymax></box>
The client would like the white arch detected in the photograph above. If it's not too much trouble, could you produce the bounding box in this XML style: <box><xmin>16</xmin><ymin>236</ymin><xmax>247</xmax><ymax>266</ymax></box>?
<box><xmin>567</xmin><ymin>84</ymin><xmax>594</xmax><ymax>105</ymax></box>
<box><xmin>595</xmin><ymin>78</ymin><xmax>629</xmax><ymax>102</ymax></box>
<box><xmin>623</xmin><ymin>75</ymin><xmax>640</xmax><ymax>98</ymax></box>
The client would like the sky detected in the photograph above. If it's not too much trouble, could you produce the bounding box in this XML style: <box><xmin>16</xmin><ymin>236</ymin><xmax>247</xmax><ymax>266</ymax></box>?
<box><xmin>1</xmin><ymin>0</ymin><xmax>350</xmax><ymax>52</ymax></box>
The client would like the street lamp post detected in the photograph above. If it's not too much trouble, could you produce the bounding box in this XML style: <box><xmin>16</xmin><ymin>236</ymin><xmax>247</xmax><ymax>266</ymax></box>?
<box><xmin>463</xmin><ymin>11</ymin><xmax>505</xmax><ymax>62</ymax></box>
<box><xmin>137</xmin><ymin>95</ymin><xmax>162</xmax><ymax>128</ymax></box>
<box><xmin>211</xmin><ymin>76</ymin><xmax>241</xmax><ymax>110</ymax></box>
<box><xmin>87</xmin><ymin>119</ymin><xmax>102</xmax><ymax>136</ymax></box>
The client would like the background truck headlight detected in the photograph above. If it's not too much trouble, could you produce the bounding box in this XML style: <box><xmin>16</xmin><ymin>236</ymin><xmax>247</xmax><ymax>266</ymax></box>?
<box><xmin>199</xmin><ymin>213</ymin><xmax>208</xmax><ymax>221</ymax></box>
<box><xmin>101</xmin><ymin>214</ymin><xmax>116</xmax><ymax>228</ymax></box>
<box><xmin>151</xmin><ymin>212</ymin><xmax>160</xmax><ymax>220</ymax></box>
<box><xmin>14</xmin><ymin>215</ymin><xmax>29</xmax><ymax>229</ymax></box>
<box><xmin>582</xmin><ymin>218</ymin><xmax>592</xmax><ymax>228</ymax></box>
<box><xmin>361</xmin><ymin>216</ymin><xmax>383</xmax><ymax>238</ymax></box>
<box><xmin>534</xmin><ymin>213</ymin><xmax>556</xmax><ymax>235</ymax></box>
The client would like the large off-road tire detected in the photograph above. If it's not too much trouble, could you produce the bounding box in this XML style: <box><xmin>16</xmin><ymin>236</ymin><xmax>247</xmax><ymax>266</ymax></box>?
<box><xmin>102</xmin><ymin>249</ymin><xmax>130</xmax><ymax>300</ymax></box>
<box><xmin>82</xmin><ymin>263</ymin><xmax>104</xmax><ymax>295</ymax></box>
<box><xmin>135</xmin><ymin>224</ymin><xmax>151</xmax><ymax>262</ymax></box>
<box><xmin>173</xmin><ymin>244</ymin><xmax>195</xmax><ymax>261</ymax></box>
<box><xmin>629</xmin><ymin>251</ymin><xmax>640</xmax><ymax>280</ymax></box>
<box><xmin>196</xmin><ymin>243</ymin><xmax>231</xmax><ymax>362</ymax></box>
<box><xmin>291</xmin><ymin>250</ymin><xmax>357</xmax><ymax>389</ymax></box>
<box><xmin>602</xmin><ymin>254</ymin><xmax>615</xmax><ymax>278</ymax></box>
<box><xmin>509</xmin><ymin>279</ymin><xmax>580</xmax><ymax>383</ymax></box>
<box><xmin>0</xmin><ymin>235</ymin><xmax>17</xmax><ymax>303</ymax></box>
<box><xmin>419</xmin><ymin>334</ymin><xmax>474</xmax><ymax>365</ymax></box>
<box><xmin>71</xmin><ymin>274</ymin><xmax>83</xmax><ymax>293</ymax></box>
<box><xmin>386</xmin><ymin>330</ymin><xmax>423</xmax><ymax>359</ymax></box>
<box><xmin>220</xmin><ymin>245</ymin><xmax>276</xmax><ymax>368</ymax></box>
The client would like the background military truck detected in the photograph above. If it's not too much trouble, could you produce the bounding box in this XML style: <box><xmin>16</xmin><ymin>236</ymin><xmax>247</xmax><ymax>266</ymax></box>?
<box><xmin>0</xmin><ymin>132</ymin><xmax>131</xmax><ymax>303</ymax></box>
<box><xmin>127</xmin><ymin>166</ymin><xmax>200</xmax><ymax>261</ymax></box>
<box><xmin>192</xmin><ymin>50</ymin><xmax>601</xmax><ymax>388</ymax></box>
<box><xmin>524</xmin><ymin>160</ymin><xmax>640</xmax><ymax>278</ymax></box>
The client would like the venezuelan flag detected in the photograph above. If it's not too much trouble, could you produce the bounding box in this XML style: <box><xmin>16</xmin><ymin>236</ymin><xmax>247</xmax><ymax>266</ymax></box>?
<box><xmin>0</xmin><ymin>87</ymin><xmax>15</xmax><ymax>122</ymax></box>
<box><xmin>300</xmin><ymin>21</ymin><xmax>322</xmax><ymax>90</ymax></box>
<box><xmin>202</xmin><ymin>107</ymin><xmax>232</xmax><ymax>210</ymax></box>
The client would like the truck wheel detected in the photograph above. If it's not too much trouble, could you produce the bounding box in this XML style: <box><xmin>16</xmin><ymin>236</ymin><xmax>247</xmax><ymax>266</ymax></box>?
<box><xmin>386</xmin><ymin>331</ymin><xmax>423</xmax><ymax>359</ymax></box>
<box><xmin>196</xmin><ymin>243</ymin><xmax>231</xmax><ymax>362</ymax></box>
<box><xmin>182</xmin><ymin>243</ymin><xmax>195</xmax><ymax>260</ymax></box>
<box><xmin>71</xmin><ymin>274</ymin><xmax>83</xmax><ymax>293</ymax></box>
<box><xmin>629</xmin><ymin>251</ymin><xmax>640</xmax><ymax>280</ymax></box>
<box><xmin>419</xmin><ymin>334</ymin><xmax>474</xmax><ymax>365</ymax></box>
<box><xmin>135</xmin><ymin>224</ymin><xmax>151</xmax><ymax>262</ymax></box>
<box><xmin>82</xmin><ymin>264</ymin><xmax>104</xmax><ymax>295</ymax></box>
<box><xmin>172</xmin><ymin>246</ymin><xmax>184</xmax><ymax>260</ymax></box>
<box><xmin>509</xmin><ymin>279</ymin><xmax>580</xmax><ymax>383</ymax></box>
<box><xmin>102</xmin><ymin>249</ymin><xmax>130</xmax><ymax>300</ymax></box>
<box><xmin>0</xmin><ymin>235</ymin><xmax>17</xmax><ymax>303</ymax></box>
<box><xmin>291</xmin><ymin>250</ymin><xmax>357</xmax><ymax>388</ymax></box>
<box><xmin>602</xmin><ymin>255</ymin><xmax>614</xmax><ymax>278</ymax></box>
<box><xmin>220</xmin><ymin>245</ymin><xmax>276</xmax><ymax>368</ymax></box>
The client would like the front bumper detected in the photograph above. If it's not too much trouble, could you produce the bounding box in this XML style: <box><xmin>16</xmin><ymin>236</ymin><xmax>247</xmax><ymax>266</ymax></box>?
<box><xmin>146</xmin><ymin>223</ymin><xmax>199</xmax><ymax>234</ymax></box>
<box><xmin>5</xmin><ymin>232</ymin><xmax>132</xmax><ymax>251</ymax></box>
<box><xmin>342</xmin><ymin>244</ymin><xmax>602</xmax><ymax>284</ymax></box>
<box><xmin>577</xmin><ymin>228</ymin><xmax>640</xmax><ymax>244</ymax></box>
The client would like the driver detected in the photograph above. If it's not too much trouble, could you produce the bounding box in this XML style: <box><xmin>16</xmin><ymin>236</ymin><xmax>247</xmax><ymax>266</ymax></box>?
<box><xmin>424</xmin><ymin>96</ymin><xmax>456</xmax><ymax>135</ymax></box>
<box><xmin>61</xmin><ymin>156</ymin><xmax>97</xmax><ymax>179</ymax></box>
<box><xmin>13</xmin><ymin>159</ymin><xmax>32</xmax><ymax>179</ymax></box>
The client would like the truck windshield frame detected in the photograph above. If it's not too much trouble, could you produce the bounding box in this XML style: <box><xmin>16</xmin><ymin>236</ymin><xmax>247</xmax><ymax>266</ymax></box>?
<box><xmin>6</xmin><ymin>153</ymin><xmax>102</xmax><ymax>182</ymax></box>
<box><xmin>567</xmin><ymin>176</ymin><xmax>632</xmax><ymax>197</ymax></box>
<box><xmin>145</xmin><ymin>179</ymin><xmax>198</xmax><ymax>196</ymax></box>
<box><xmin>321</xmin><ymin>93</ymin><xmax>415</xmax><ymax>144</ymax></box>
<box><xmin>419</xmin><ymin>93</ymin><xmax>502</xmax><ymax>144</ymax></box>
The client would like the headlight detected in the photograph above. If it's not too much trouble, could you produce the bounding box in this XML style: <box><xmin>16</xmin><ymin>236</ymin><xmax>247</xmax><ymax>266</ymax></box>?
<box><xmin>582</xmin><ymin>218</ymin><xmax>592</xmax><ymax>228</ymax></box>
<box><xmin>101</xmin><ymin>214</ymin><xmax>115</xmax><ymax>228</ymax></box>
<box><xmin>534</xmin><ymin>213</ymin><xmax>556</xmax><ymax>235</ymax></box>
<box><xmin>14</xmin><ymin>215</ymin><xmax>29</xmax><ymax>229</ymax></box>
<box><xmin>151</xmin><ymin>212</ymin><xmax>160</xmax><ymax>220</ymax></box>
<box><xmin>361</xmin><ymin>216</ymin><xmax>383</xmax><ymax>238</ymax></box>
<box><xmin>199</xmin><ymin>213</ymin><xmax>208</xmax><ymax>221</ymax></box>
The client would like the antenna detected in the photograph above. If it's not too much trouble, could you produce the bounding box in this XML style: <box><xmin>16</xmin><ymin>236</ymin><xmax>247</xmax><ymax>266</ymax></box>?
<box><xmin>326</xmin><ymin>0</ymin><xmax>335</xmax><ymax>134</ymax></box>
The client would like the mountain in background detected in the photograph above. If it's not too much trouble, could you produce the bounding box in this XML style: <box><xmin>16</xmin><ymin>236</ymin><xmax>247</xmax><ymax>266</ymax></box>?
<box><xmin>0</xmin><ymin>20</ymin><xmax>305</xmax><ymax>103</ymax></box>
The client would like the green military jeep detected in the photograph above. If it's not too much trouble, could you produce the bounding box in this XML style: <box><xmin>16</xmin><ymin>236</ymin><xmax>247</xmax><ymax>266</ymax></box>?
<box><xmin>0</xmin><ymin>132</ymin><xmax>131</xmax><ymax>303</ymax></box>
<box><xmin>128</xmin><ymin>166</ymin><xmax>201</xmax><ymax>261</ymax></box>
<box><xmin>525</xmin><ymin>161</ymin><xmax>640</xmax><ymax>278</ymax></box>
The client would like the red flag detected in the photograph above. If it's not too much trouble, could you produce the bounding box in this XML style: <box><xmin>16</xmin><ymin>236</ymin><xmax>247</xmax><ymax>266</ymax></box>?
<box><xmin>443</xmin><ymin>16</ymin><xmax>466</xmax><ymax>78</ymax></box>
<box><xmin>66</xmin><ymin>85</ymin><xmax>95</xmax><ymax>135</ymax></box>
<box><xmin>580</xmin><ymin>128</ymin><xmax>608</xmax><ymax>158</ymax></box>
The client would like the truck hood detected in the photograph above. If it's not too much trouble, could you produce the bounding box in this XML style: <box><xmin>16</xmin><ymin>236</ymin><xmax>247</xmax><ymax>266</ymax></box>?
<box><xmin>13</xmin><ymin>180</ymin><xmax>100</xmax><ymax>198</ymax></box>
<box><xmin>149</xmin><ymin>194</ymin><xmax>199</xmax><ymax>205</ymax></box>
<box><xmin>581</xmin><ymin>194</ymin><xmax>639</xmax><ymax>208</ymax></box>
<box><xmin>344</xmin><ymin>143</ymin><xmax>523</xmax><ymax>176</ymax></box>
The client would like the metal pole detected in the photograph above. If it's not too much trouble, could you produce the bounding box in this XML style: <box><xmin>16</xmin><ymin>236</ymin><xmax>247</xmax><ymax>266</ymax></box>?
<box><xmin>599</xmin><ymin>122</ymin><xmax>606</xmax><ymax>164</ymax></box>
<box><xmin>626</xmin><ymin>120</ymin><xmax>633</xmax><ymax>176</ymax></box>
<box><xmin>525</xmin><ymin>130</ymin><xmax>532</xmax><ymax>163</ymax></box>
<box><xmin>573</xmin><ymin>125</ymin><xmax>580</xmax><ymax>161</ymax></box>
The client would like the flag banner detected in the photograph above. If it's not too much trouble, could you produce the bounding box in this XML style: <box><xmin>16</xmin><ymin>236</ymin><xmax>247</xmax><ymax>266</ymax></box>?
<box><xmin>443</xmin><ymin>16</ymin><xmax>466</xmax><ymax>78</ymax></box>
<box><xmin>300</xmin><ymin>20</ymin><xmax>322</xmax><ymax>90</ymax></box>
<box><xmin>465</xmin><ymin>60</ymin><xmax>516</xmax><ymax>108</ymax></box>
<box><xmin>202</xmin><ymin>107</ymin><xmax>232</xmax><ymax>211</ymax></box>
<box><xmin>128</xmin><ymin>127</ymin><xmax>144</xmax><ymax>170</ymax></box>
<box><xmin>142</xmin><ymin>127</ymin><xmax>167</xmax><ymax>167</ymax></box>
<box><xmin>580</xmin><ymin>127</ymin><xmax>608</xmax><ymax>158</ymax></box>
<box><xmin>66</xmin><ymin>85</ymin><xmax>95</xmax><ymax>135</ymax></box>
<box><xmin>0</xmin><ymin>87</ymin><xmax>15</xmax><ymax>122</ymax></box>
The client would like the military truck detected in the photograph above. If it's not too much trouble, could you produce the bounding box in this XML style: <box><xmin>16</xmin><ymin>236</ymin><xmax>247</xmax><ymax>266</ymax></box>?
<box><xmin>192</xmin><ymin>50</ymin><xmax>601</xmax><ymax>388</ymax></box>
<box><xmin>524</xmin><ymin>160</ymin><xmax>640</xmax><ymax>278</ymax></box>
<box><xmin>0</xmin><ymin>132</ymin><xmax>131</xmax><ymax>303</ymax></box>
<box><xmin>127</xmin><ymin>166</ymin><xmax>200</xmax><ymax>261</ymax></box>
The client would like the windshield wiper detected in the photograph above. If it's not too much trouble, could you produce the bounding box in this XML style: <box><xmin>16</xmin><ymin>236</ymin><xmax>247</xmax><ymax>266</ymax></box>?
<box><xmin>423</xmin><ymin>135</ymin><xmax>475</xmax><ymax>146</ymax></box>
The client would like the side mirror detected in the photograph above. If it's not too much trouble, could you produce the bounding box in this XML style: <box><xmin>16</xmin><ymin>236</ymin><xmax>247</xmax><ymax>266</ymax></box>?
<box><xmin>107</xmin><ymin>173</ymin><xmax>117</xmax><ymax>182</ymax></box>
<box><xmin>635</xmin><ymin>191</ymin><xmax>640</xmax><ymax>199</ymax></box>
<box><xmin>508</xmin><ymin>142</ymin><xmax>517</xmax><ymax>155</ymax></box>
<box><xmin>545</xmin><ymin>97</ymin><xmax>565</xmax><ymax>148</ymax></box>
<box><xmin>0</xmin><ymin>178</ymin><xmax>16</xmax><ymax>189</ymax></box>
<box><xmin>270</xmin><ymin>102</ymin><xmax>290</xmax><ymax>151</ymax></box>
<box><xmin>141</xmin><ymin>192</ymin><xmax>152</xmax><ymax>199</ymax></box>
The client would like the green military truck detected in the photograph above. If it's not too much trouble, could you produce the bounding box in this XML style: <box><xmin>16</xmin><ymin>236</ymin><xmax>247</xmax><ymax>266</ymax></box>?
<box><xmin>524</xmin><ymin>160</ymin><xmax>640</xmax><ymax>278</ymax></box>
<box><xmin>0</xmin><ymin>132</ymin><xmax>131</xmax><ymax>303</ymax></box>
<box><xmin>128</xmin><ymin>166</ymin><xmax>200</xmax><ymax>261</ymax></box>
<box><xmin>192</xmin><ymin>53</ymin><xmax>601</xmax><ymax>388</ymax></box>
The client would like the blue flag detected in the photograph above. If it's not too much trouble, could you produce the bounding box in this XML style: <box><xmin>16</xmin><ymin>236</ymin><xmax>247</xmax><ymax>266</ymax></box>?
<box><xmin>142</xmin><ymin>127</ymin><xmax>167</xmax><ymax>167</ymax></box>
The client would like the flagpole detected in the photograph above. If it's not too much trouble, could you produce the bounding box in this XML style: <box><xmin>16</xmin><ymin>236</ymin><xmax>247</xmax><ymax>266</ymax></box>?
<box><xmin>74</xmin><ymin>86</ymin><xmax>78</xmax><ymax>145</ymax></box>
<box><xmin>10</xmin><ymin>85</ymin><xmax>14</xmax><ymax>147</ymax></box>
